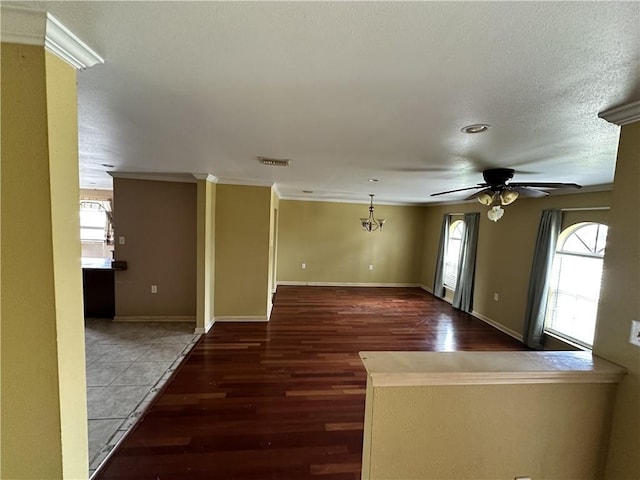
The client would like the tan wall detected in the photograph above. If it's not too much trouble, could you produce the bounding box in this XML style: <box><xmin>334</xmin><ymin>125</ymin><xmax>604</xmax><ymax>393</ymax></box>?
<box><xmin>420</xmin><ymin>191</ymin><xmax>611</xmax><ymax>338</ymax></box>
<box><xmin>364</xmin><ymin>383</ymin><xmax>616</xmax><ymax>479</ymax></box>
<box><xmin>594</xmin><ymin>121</ymin><xmax>640</xmax><ymax>478</ymax></box>
<box><xmin>1</xmin><ymin>44</ymin><xmax>88</xmax><ymax>479</ymax></box>
<box><xmin>277</xmin><ymin>200</ymin><xmax>425</xmax><ymax>284</ymax></box>
<box><xmin>214</xmin><ymin>184</ymin><xmax>272</xmax><ymax>318</ymax></box>
<box><xmin>113</xmin><ymin>178</ymin><xmax>197</xmax><ymax>317</ymax></box>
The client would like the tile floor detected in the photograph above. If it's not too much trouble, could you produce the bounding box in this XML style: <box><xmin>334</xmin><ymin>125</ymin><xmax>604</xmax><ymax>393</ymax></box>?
<box><xmin>85</xmin><ymin>319</ymin><xmax>200</xmax><ymax>477</ymax></box>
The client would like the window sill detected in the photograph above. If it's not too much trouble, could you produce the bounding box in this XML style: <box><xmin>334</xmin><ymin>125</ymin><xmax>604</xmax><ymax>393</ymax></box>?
<box><xmin>544</xmin><ymin>330</ymin><xmax>591</xmax><ymax>352</ymax></box>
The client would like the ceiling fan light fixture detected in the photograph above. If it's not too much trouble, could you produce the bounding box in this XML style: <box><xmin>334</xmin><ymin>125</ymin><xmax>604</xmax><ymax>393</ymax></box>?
<box><xmin>487</xmin><ymin>206</ymin><xmax>504</xmax><ymax>222</ymax></box>
<box><xmin>500</xmin><ymin>189</ymin><xmax>519</xmax><ymax>205</ymax></box>
<box><xmin>477</xmin><ymin>191</ymin><xmax>496</xmax><ymax>206</ymax></box>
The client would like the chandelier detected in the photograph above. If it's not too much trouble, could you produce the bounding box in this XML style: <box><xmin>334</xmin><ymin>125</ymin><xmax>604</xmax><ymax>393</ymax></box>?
<box><xmin>360</xmin><ymin>194</ymin><xmax>385</xmax><ymax>232</ymax></box>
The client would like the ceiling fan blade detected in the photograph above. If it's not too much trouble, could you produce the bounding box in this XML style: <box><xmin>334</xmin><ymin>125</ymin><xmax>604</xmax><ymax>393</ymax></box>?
<box><xmin>464</xmin><ymin>188</ymin><xmax>494</xmax><ymax>201</ymax></box>
<box><xmin>511</xmin><ymin>186</ymin><xmax>549</xmax><ymax>198</ymax></box>
<box><xmin>509</xmin><ymin>182</ymin><xmax>582</xmax><ymax>189</ymax></box>
<box><xmin>430</xmin><ymin>185</ymin><xmax>486</xmax><ymax>196</ymax></box>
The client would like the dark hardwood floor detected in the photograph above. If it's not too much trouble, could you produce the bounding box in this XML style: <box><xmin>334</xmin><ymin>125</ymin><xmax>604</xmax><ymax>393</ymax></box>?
<box><xmin>95</xmin><ymin>286</ymin><xmax>525</xmax><ymax>480</ymax></box>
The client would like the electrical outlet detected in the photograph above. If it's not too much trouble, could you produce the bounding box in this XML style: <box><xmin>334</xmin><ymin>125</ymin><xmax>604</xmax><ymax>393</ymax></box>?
<box><xmin>630</xmin><ymin>320</ymin><xmax>640</xmax><ymax>347</ymax></box>
<box><xmin>493</xmin><ymin>293</ymin><xmax>499</xmax><ymax>301</ymax></box>
<box><xmin>369</xmin><ymin>264</ymin><xmax>374</xmax><ymax>271</ymax></box>
<box><xmin>301</xmin><ymin>263</ymin><xmax>306</xmax><ymax>269</ymax></box>
<box><xmin>118</xmin><ymin>236</ymin><xmax>125</xmax><ymax>245</ymax></box>
<box><xmin>151</xmin><ymin>285</ymin><xmax>157</xmax><ymax>294</ymax></box>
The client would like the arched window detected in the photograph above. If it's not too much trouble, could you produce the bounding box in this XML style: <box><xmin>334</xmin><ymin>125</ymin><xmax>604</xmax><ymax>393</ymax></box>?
<box><xmin>444</xmin><ymin>220</ymin><xmax>465</xmax><ymax>290</ymax></box>
<box><xmin>544</xmin><ymin>222</ymin><xmax>608</xmax><ymax>348</ymax></box>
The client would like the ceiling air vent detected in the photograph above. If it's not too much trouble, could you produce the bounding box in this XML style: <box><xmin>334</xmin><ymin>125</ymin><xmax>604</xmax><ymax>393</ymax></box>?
<box><xmin>258</xmin><ymin>156</ymin><xmax>290</xmax><ymax>167</ymax></box>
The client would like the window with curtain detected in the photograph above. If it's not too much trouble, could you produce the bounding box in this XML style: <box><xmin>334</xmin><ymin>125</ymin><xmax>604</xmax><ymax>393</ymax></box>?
<box><xmin>544</xmin><ymin>222</ymin><xmax>608</xmax><ymax>348</ymax></box>
<box><xmin>444</xmin><ymin>220</ymin><xmax>465</xmax><ymax>289</ymax></box>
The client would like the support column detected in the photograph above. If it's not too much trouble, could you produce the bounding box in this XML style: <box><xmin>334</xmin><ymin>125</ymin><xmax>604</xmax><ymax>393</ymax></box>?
<box><xmin>595</xmin><ymin>101</ymin><xmax>640</xmax><ymax>478</ymax></box>
<box><xmin>1</xmin><ymin>8</ymin><xmax>104</xmax><ymax>479</ymax></box>
<box><xmin>195</xmin><ymin>175</ymin><xmax>217</xmax><ymax>334</ymax></box>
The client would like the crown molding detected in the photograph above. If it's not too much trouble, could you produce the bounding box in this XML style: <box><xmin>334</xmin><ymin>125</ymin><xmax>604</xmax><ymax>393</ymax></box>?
<box><xmin>215</xmin><ymin>177</ymin><xmax>275</xmax><ymax>188</ymax></box>
<box><xmin>192</xmin><ymin>173</ymin><xmax>219</xmax><ymax>183</ymax></box>
<box><xmin>0</xmin><ymin>6</ymin><xmax>104</xmax><ymax>70</ymax></box>
<box><xmin>109</xmin><ymin>172</ymin><xmax>198</xmax><ymax>184</ymax></box>
<box><xmin>598</xmin><ymin>100</ymin><xmax>640</xmax><ymax>126</ymax></box>
<box><xmin>278</xmin><ymin>194</ymin><xmax>422</xmax><ymax>206</ymax></box>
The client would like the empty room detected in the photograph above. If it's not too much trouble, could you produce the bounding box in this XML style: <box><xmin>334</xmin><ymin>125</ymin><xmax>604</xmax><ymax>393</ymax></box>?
<box><xmin>2</xmin><ymin>2</ymin><xmax>639</xmax><ymax>480</ymax></box>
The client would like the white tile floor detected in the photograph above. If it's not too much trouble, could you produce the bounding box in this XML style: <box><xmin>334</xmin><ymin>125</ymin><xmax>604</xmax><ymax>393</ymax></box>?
<box><xmin>85</xmin><ymin>319</ymin><xmax>200</xmax><ymax>478</ymax></box>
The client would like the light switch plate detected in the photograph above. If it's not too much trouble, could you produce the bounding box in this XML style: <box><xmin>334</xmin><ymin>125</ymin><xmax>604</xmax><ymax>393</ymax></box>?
<box><xmin>630</xmin><ymin>320</ymin><xmax>640</xmax><ymax>347</ymax></box>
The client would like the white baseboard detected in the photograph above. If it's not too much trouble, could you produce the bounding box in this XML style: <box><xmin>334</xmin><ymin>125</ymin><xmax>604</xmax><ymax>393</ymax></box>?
<box><xmin>215</xmin><ymin>316</ymin><xmax>269</xmax><ymax>323</ymax></box>
<box><xmin>418</xmin><ymin>284</ymin><xmax>433</xmax><ymax>294</ymax></box>
<box><xmin>471</xmin><ymin>310</ymin><xmax>523</xmax><ymax>341</ymax></box>
<box><xmin>194</xmin><ymin>317</ymin><xmax>215</xmax><ymax>334</ymax></box>
<box><xmin>114</xmin><ymin>315</ymin><xmax>195</xmax><ymax>323</ymax></box>
<box><xmin>277</xmin><ymin>281</ymin><xmax>421</xmax><ymax>288</ymax></box>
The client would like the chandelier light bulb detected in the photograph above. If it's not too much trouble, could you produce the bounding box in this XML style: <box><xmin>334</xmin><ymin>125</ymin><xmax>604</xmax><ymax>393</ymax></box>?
<box><xmin>477</xmin><ymin>191</ymin><xmax>496</xmax><ymax>206</ymax></box>
<box><xmin>500</xmin><ymin>189</ymin><xmax>519</xmax><ymax>205</ymax></box>
<box><xmin>487</xmin><ymin>205</ymin><xmax>504</xmax><ymax>222</ymax></box>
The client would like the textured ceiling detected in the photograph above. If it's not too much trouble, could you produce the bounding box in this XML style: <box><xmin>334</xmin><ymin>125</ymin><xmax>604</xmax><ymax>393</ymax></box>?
<box><xmin>11</xmin><ymin>1</ymin><xmax>640</xmax><ymax>203</ymax></box>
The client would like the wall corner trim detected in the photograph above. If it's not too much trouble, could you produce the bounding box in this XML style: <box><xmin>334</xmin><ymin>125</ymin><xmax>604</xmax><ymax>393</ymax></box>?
<box><xmin>277</xmin><ymin>281</ymin><xmax>422</xmax><ymax>288</ymax></box>
<box><xmin>113</xmin><ymin>315</ymin><xmax>195</xmax><ymax>323</ymax></box>
<box><xmin>214</xmin><ymin>316</ymin><xmax>269</xmax><ymax>323</ymax></box>
<box><xmin>192</xmin><ymin>173</ymin><xmax>219</xmax><ymax>183</ymax></box>
<box><xmin>194</xmin><ymin>317</ymin><xmax>215</xmax><ymax>334</ymax></box>
<box><xmin>598</xmin><ymin>100</ymin><xmax>640</xmax><ymax>126</ymax></box>
<box><xmin>471</xmin><ymin>310</ymin><xmax>523</xmax><ymax>342</ymax></box>
<box><xmin>0</xmin><ymin>7</ymin><xmax>104</xmax><ymax>69</ymax></box>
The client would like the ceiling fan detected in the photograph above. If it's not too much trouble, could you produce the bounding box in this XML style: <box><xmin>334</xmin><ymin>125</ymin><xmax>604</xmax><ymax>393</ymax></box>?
<box><xmin>430</xmin><ymin>168</ymin><xmax>582</xmax><ymax>222</ymax></box>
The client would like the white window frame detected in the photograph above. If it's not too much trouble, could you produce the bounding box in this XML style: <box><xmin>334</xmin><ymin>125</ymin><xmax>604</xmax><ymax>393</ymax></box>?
<box><xmin>444</xmin><ymin>220</ymin><xmax>465</xmax><ymax>290</ymax></box>
<box><xmin>544</xmin><ymin>222</ymin><xmax>608</xmax><ymax>349</ymax></box>
<box><xmin>80</xmin><ymin>200</ymin><xmax>112</xmax><ymax>243</ymax></box>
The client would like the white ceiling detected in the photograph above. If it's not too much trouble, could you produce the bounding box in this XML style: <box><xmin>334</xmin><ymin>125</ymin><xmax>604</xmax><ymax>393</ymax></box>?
<box><xmin>11</xmin><ymin>1</ymin><xmax>640</xmax><ymax>204</ymax></box>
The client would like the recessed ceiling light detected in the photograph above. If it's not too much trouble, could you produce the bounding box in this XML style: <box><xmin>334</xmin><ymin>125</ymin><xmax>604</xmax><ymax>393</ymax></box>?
<box><xmin>101</xmin><ymin>163</ymin><xmax>115</xmax><ymax>168</ymax></box>
<box><xmin>368</xmin><ymin>178</ymin><xmax>379</xmax><ymax>182</ymax></box>
<box><xmin>461</xmin><ymin>124</ymin><xmax>491</xmax><ymax>134</ymax></box>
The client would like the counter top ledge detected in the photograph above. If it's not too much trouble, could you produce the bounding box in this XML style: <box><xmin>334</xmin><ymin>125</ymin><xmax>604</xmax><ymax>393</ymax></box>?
<box><xmin>359</xmin><ymin>351</ymin><xmax>626</xmax><ymax>387</ymax></box>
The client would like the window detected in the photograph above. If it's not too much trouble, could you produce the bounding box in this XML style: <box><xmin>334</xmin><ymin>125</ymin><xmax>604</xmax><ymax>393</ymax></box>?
<box><xmin>80</xmin><ymin>201</ymin><xmax>112</xmax><ymax>243</ymax></box>
<box><xmin>444</xmin><ymin>220</ymin><xmax>465</xmax><ymax>289</ymax></box>
<box><xmin>544</xmin><ymin>222</ymin><xmax>608</xmax><ymax>348</ymax></box>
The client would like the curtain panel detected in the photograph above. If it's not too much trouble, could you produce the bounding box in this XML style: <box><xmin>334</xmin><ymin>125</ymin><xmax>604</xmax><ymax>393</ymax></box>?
<box><xmin>523</xmin><ymin>209</ymin><xmax>563</xmax><ymax>349</ymax></box>
<box><xmin>452</xmin><ymin>212</ymin><xmax>480</xmax><ymax>312</ymax></box>
<box><xmin>433</xmin><ymin>214</ymin><xmax>451</xmax><ymax>298</ymax></box>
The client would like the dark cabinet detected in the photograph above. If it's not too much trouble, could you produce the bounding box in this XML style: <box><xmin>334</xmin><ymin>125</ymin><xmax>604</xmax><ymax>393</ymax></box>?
<box><xmin>82</xmin><ymin>268</ymin><xmax>115</xmax><ymax>318</ymax></box>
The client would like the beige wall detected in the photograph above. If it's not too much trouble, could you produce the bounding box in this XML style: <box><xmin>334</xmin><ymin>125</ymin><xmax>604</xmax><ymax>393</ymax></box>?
<box><xmin>364</xmin><ymin>383</ymin><xmax>616</xmax><ymax>479</ymax></box>
<box><xmin>214</xmin><ymin>184</ymin><xmax>272</xmax><ymax>318</ymax></box>
<box><xmin>277</xmin><ymin>200</ymin><xmax>425</xmax><ymax>284</ymax></box>
<box><xmin>420</xmin><ymin>191</ymin><xmax>611</xmax><ymax>338</ymax></box>
<box><xmin>594</xmin><ymin>121</ymin><xmax>640</xmax><ymax>478</ymax></box>
<box><xmin>113</xmin><ymin>178</ymin><xmax>197</xmax><ymax>318</ymax></box>
<box><xmin>1</xmin><ymin>44</ymin><xmax>88</xmax><ymax>479</ymax></box>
